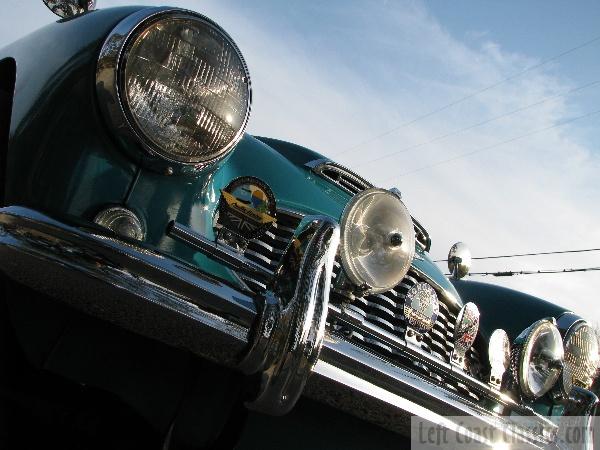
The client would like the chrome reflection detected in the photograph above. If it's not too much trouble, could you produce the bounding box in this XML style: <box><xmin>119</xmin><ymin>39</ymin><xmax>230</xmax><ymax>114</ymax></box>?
<box><xmin>308</xmin><ymin>334</ymin><xmax>558</xmax><ymax>445</ymax></box>
<box><xmin>43</xmin><ymin>0</ymin><xmax>96</xmax><ymax>18</ymax></box>
<box><xmin>241</xmin><ymin>216</ymin><xmax>340</xmax><ymax>415</ymax></box>
<box><xmin>488</xmin><ymin>329</ymin><xmax>510</xmax><ymax>389</ymax></box>
<box><xmin>448</xmin><ymin>242</ymin><xmax>472</xmax><ymax>279</ymax></box>
<box><xmin>451</xmin><ymin>302</ymin><xmax>480</xmax><ymax>368</ymax></box>
<box><xmin>0</xmin><ymin>206</ymin><xmax>255</xmax><ymax>367</ymax></box>
<box><xmin>403</xmin><ymin>282</ymin><xmax>440</xmax><ymax>333</ymax></box>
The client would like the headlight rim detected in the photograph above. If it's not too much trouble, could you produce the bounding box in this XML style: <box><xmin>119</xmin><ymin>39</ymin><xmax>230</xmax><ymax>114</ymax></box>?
<box><xmin>339</xmin><ymin>187</ymin><xmax>416</xmax><ymax>295</ymax></box>
<box><xmin>96</xmin><ymin>7</ymin><xmax>252</xmax><ymax>174</ymax></box>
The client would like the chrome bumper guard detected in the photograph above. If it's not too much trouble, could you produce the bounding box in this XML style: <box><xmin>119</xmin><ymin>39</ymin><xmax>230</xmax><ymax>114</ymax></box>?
<box><xmin>0</xmin><ymin>206</ymin><xmax>592</xmax><ymax>447</ymax></box>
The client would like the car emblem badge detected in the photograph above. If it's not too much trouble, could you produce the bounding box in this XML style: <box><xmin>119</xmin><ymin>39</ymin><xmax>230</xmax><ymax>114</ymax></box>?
<box><xmin>404</xmin><ymin>282</ymin><xmax>439</xmax><ymax>333</ymax></box>
<box><xmin>215</xmin><ymin>177</ymin><xmax>277</xmax><ymax>247</ymax></box>
<box><xmin>451</xmin><ymin>302</ymin><xmax>480</xmax><ymax>367</ymax></box>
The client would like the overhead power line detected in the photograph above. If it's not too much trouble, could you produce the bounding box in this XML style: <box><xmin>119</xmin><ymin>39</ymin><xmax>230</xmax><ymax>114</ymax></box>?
<box><xmin>460</xmin><ymin>267</ymin><xmax>600</xmax><ymax>277</ymax></box>
<box><xmin>354</xmin><ymin>79</ymin><xmax>600</xmax><ymax>169</ymax></box>
<box><xmin>332</xmin><ymin>33</ymin><xmax>600</xmax><ymax>157</ymax></box>
<box><xmin>433</xmin><ymin>247</ymin><xmax>600</xmax><ymax>263</ymax></box>
<box><xmin>390</xmin><ymin>107</ymin><xmax>600</xmax><ymax>179</ymax></box>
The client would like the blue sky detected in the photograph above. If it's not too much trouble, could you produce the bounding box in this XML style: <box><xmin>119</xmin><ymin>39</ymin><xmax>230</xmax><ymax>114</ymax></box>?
<box><xmin>2</xmin><ymin>0</ymin><xmax>600</xmax><ymax>324</ymax></box>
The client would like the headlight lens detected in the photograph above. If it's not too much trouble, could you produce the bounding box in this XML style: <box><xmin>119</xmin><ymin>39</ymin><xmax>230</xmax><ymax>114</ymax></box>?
<box><xmin>564</xmin><ymin>322</ymin><xmax>599</xmax><ymax>389</ymax></box>
<box><xmin>516</xmin><ymin>319</ymin><xmax>564</xmax><ymax>399</ymax></box>
<box><xmin>339</xmin><ymin>188</ymin><xmax>415</xmax><ymax>294</ymax></box>
<box><xmin>122</xmin><ymin>14</ymin><xmax>251</xmax><ymax>165</ymax></box>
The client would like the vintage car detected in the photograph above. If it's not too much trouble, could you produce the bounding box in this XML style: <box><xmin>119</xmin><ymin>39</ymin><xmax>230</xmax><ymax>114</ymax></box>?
<box><xmin>0</xmin><ymin>1</ymin><xmax>598</xmax><ymax>449</ymax></box>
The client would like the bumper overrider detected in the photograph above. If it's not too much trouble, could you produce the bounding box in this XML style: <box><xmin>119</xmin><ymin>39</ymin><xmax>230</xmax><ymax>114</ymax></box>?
<box><xmin>0</xmin><ymin>206</ymin><xmax>594</xmax><ymax>448</ymax></box>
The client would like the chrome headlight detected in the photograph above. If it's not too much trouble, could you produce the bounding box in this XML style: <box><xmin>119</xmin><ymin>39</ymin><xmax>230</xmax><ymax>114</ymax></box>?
<box><xmin>339</xmin><ymin>188</ymin><xmax>415</xmax><ymax>294</ymax></box>
<box><xmin>97</xmin><ymin>9</ymin><xmax>251</xmax><ymax>170</ymax></box>
<box><xmin>564</xmin><ymin>322</ymin><xmax>599</xmax><ymax>389</ymax></box>
<box><xmin>514</xmin><ymin>319</ymin><xmax>564</xmax><ymax>399</ymax></box>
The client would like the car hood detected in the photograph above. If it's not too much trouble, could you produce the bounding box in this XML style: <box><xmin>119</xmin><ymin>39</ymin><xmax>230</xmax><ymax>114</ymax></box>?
<box><xmin>227</xmin><ymin>135</ymin><xmax>462</xmax><ymax>306</ymax></box>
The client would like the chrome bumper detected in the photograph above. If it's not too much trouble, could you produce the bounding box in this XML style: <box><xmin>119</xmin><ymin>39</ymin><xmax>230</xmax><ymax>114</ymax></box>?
<box><xmin>0</xmin><ymin>206</ymin><xmax>592</xmax><ymax>447</ymax></box>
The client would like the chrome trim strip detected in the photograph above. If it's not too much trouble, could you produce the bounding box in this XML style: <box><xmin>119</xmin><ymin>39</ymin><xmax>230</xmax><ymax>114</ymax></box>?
<box><xmin>271</xmin><ymin>222</ymin><xmax>296</xmax><ymax>234</ymax></box>
<box><xmin>263</xmin><ymin>230</ymin><xmax>292</xmax><ymax>243</ymax></box>
<box><xmin>307</xmin><ymin>159</ymin><xmax>372</xmax><ymax>195</ymax></box>
<box><xmin>0</xmin><ymin>206</ymin><xmax>255</xmax><ymax>367</ymax></box>
<box><xmin>307</xmin><ymin>333</ymin><xmax>558</xmax><ymax>446</ymax></box>
<box><xmin>248</xmin><ymin>238</ymin><xmax>285</xmax><ymax>255</ymax></box>
<box><xmin>312</xmin><ymin>360</ymin><xmax>491</xmax><ymax>445</ymax></box>
<box><xmin>243</xmin><ymin>249</ymin><xmax>277</xmax><ymax>269</ymax></box>
<box><xmin>276</xmin><ymin>208</ymin><xmax>305</xmax><ymax>219</ymax></box>
<box><xmin>167</xmin><ymin>221</ymin><xmax>272</xmax><ymax>283</ymax></box>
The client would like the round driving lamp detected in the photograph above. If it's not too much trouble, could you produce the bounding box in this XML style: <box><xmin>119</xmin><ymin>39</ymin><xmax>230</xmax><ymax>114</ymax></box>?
<box><xmin>94</xmin><ymin>206</ymin><xmax>146</xmax><ymax>241</ymax></box>
<box><xmin>513</xmin><ymin>319</ymin><xmax>564</xmax><ymax>399</ymax></box>
<box><xmin>448</xmin><ymin>242</ymin><xmax>471</xmax><ymax>279</ymax></box>
<box><xmin>339</xmin><ymin>188</ymin><xmax>415</xmax><ymax>294</ymax></box>
<box><xmin>97</xmin><ymin>9</ymin><xmax>252</xmax><ymax>170</ymax></box>
<box><xmin>563</xmin><ymin>322</ymin><xmax>599</xmax><ymax>390</ymax></box>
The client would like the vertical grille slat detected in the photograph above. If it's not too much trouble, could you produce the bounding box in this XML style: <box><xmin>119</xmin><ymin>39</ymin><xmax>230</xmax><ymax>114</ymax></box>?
<box><xmin>237</xmin><ymin>209</ymin><xmax>302</xmax><ymax>290</ymax></box>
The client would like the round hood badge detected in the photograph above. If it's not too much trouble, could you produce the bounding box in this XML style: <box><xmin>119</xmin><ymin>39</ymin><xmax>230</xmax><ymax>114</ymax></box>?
<box><xmin>404</xmin><ymin>282</ymin><xmax>439</xmax><ymax>333</ymax></box>
<box><xmin>215</xmin><ymin>176</ymin><xmax>277</xmax><ymax>242</ymax></box>
<box><xmin>452</xmin><ymin>302</ymin><xmax>480</xmax><ymax>365</ymax></box>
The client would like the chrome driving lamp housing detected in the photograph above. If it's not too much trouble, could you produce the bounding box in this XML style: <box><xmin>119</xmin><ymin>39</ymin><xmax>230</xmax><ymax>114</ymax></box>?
<box><xmin>448</xmin><ymin>241</ymin><xmax>471</xmax><ymax>279</ymax></box>
<box><xmin>338</xmin><ymin>187</ymin><xmax>415</xmax><ymax>295</ymax></box>
<box><xmin>511</xmin><ymin>318</ymin><xmax>565</xmax><ymax>400</ymax></box>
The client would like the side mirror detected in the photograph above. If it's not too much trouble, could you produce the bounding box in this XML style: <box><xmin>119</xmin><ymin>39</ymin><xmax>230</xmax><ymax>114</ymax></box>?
<box><xmin>448</xmin><ymin>242</ymin><xmax>471</xmax><ymax>279</ymax></box>
<box><xmin>43</xmin><ymin>0</ymin><xmax>96</xmax><ymax>18</ymax></box>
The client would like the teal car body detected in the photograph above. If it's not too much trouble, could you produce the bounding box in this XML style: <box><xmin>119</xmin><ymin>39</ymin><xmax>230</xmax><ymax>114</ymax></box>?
<box><xmin>0</xmin><ymin>4</ymin><xmax>597</xmax><ymax>449</ymax></box>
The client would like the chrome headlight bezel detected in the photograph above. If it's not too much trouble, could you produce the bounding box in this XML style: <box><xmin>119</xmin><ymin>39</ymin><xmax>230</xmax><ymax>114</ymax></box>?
<box><xmin>96</xmin><ymin>7</ymin><xmax>252</xmax><ymax>174</ymax></box>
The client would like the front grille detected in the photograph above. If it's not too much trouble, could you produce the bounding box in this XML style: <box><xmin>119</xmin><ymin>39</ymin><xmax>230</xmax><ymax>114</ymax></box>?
<box><xmin>308</xmin><ymin>160</ymin><xmax>431</xmax><ymax>251</ymax></box>
<box><xmin>239</xmin><ymin>209</ymin><xmax>302</xmax><ymax>291</ymax></box>
<box><xmin>330</xmin><ymin>261</ymin><xmax>484</xmax><ymax>401</ymax></box>
<box><xmin>239</xmin><ymin>204</ymin><xmax>485</xmax><ymax>403</ymax></box>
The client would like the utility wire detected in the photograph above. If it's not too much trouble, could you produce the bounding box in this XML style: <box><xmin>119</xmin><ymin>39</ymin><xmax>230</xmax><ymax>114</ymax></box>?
<box><xmin>353</xmin><ymin>79</ymin><xmax>600</xmax><ymax>169</ymax></box>
<box><xmin>457</xmin><ymin>267</ymin><xmax>600</xmax><ymax>277</ymax></box>
<box><xmin>332</xmin><ymin>34</ymin><xmax>600</xmax><ymax>158</ymax></box>
<box><xmin>388</xmin><ymin>107</ymin><xmax>600</xmax><ymax>179</ymax></box>
<box><xmin>433</xmin><ymin>247</ymin><xmax>600</xmax><ymax>263</ymax></box>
